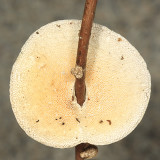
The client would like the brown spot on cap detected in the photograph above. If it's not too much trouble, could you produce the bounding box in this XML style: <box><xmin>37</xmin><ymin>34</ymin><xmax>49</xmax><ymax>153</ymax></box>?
<box><xmin>62</xmin><ymin>122</ymin><xmax>65</xmax><ymax>125</ymax></box>
<box><xmin>56</xmin><ymin>25</ymin><xmax>61</xmax><ymax>28</ymax></box>
<box><xmin>121</xmin><ymin>56</ymin><xmax>124</xmax><ymax>60</ymax></box>
<box><xmin>99</xmin><ymin>120</ymin><xmax>103</xmax><ymax>124</ymax></box>
<box><xmin>36</xmin><ymin>120</ymin><xmax>39</xmax><ymax>123</ymax></box>
<box><xmin>76</xmin><ymin>118</ymin><xmax>80</xmax><ymax>123</ymax></box>
<box><xmin>36</xmin><ymin>31</ymin><xmax>39</xmax><ymax>34</ymax></box>
<box><xmin>107</xmin><ymin>120</ymin><xmax>112</xmax><ymax>125</ymax></box>
<box><xmin>118</xmin><ymin>38</ymin><xmax>122</xmax><ymax>41</ymax></box>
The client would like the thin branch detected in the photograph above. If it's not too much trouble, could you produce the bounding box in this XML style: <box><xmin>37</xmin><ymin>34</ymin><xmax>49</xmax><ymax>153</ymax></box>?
<box><xmin>76</xmin><ymin>144</ymin><xmax>85</xmax><ymax>160</ymax></box>
<box><xmin>74</xmin><ymin>0</ymin><xmax>98</xmax><ymax>106</ymax></box>
<box><xmin>76</xmin><ymin>143</ymin><xmax>98</xmax><ymax>160</ymax></box>
<box><xmin>74</xmin><ymin>0</ymin><xmax>98</xmax><ymax>160</ymax></box>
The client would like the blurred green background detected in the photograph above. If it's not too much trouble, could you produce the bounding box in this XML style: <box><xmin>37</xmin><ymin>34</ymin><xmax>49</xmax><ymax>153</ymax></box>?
<box><xmin>0</xmin><ymin>0</ymin><xmax>160</xmax><ymax>160</ymax></box>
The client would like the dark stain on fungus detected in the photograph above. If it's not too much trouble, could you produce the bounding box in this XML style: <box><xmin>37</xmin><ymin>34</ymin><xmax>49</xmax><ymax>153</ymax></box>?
<box><xmin>72</xmin><ymin>96</ymin><xmax>74</xmax><ymax>101</ymax></box>
<box><xmin>62</xmin><ymin>122</ymin><xmax>65</xmax><ymax>125</ymax></box>
<box><xmin>36</xmin><ymin>31</ymin><xmax>39</xmax><ymax>34</ymax></box>
<box><xmin>36</xmin><ymin>120</ymin><xmax>39</xmax><ymax>123</ymax></box>
<box><xmin>70</xmin><ymin>22</ymin><xmax>72</xmax><ymax>24</ymax></box>
<box><xmin>88</xmin><ymin>98</ymin><xmax>90</xmax><ymax>100</ymax></box>
<box><xmin>76</xmin><ymin>137</ymin><xmax>78</xmax><ymax>139</ymax></box>
<box><xmin>107</xmin><ymin>120</ymin><xmax>112</xmax><ymax>125</ymax></box>
<box><xmin>121</xmin><ymin>56</ymin><xmax>124</xmax><ymax>60</ymax></box>
<box><xmin>59</xmin><ymin>117</ymin><xmax>62</xmax><ymax>119</ymax></box>
<box><xmin>118</xmin><ymin>38</ymin><xmax>122</xmax><ymax>41</ymax></box>
<box><xmin>56</xmin><ymin>24</ymin><xmax>61</xmax><ymax>28</ymax></box>
<box><xmin>99</xmin><ymin>120</ymin><xmax>103</xmax><ymax>124</ymax></box>
<box><xmin>55</xmin><ymin>118</ymin><xmax>58</xmax><ymax>120</ymax></box>
<box><xmin>76</xmin><ymin>118</ymin><xmax>80</xmax><ymax>123</ymax></box>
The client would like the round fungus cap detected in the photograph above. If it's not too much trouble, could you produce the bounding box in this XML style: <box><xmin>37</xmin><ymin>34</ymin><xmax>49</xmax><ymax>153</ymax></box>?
<box><xmin>10</xmin><ymin>20</ymin><xmax>151</xmax><ymax>148</ymax></box>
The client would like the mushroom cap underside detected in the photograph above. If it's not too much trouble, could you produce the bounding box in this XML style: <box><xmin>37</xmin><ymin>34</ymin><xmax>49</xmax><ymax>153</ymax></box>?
<box><xmin>10</xmin><ymin>20</ymin><xmax>151</xmax><ymax>148</ymax></box>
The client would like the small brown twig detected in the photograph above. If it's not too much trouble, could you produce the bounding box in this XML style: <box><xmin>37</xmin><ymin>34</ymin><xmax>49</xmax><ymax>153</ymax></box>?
<box><xmin>76</xmin><ymin>144</ymin><xmax>85</xmax><ymax>160</ymax></box>
<box><xmin>73</xmin><ymin>0</ymin><xmax>98</xmax><ymax>160</ymax></box>
<box><xmin>76</xmin><ymin>143</ymin><xmax>98</xmax><ymax>160</ymax></box>
<box><xmin>73</xmin><ymin>0</ymin><xmax>98</xmax><ymax>106</ymax></box>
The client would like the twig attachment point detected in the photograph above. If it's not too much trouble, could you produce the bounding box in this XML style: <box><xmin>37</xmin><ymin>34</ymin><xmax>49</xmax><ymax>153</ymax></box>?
<box><xmin>75</xmin><ymin>0</ymin><xmax>98</xmax><ymax>160</ymax></box>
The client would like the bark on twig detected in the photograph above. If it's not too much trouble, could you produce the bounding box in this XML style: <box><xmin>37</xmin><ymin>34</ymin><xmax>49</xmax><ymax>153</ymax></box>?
<box><xmin>74</xmin><ymin>0</ymin><xmax>98</xmax><ymax>160</ymax></box>
<box><xmin>76</xmin><ymin>143</ymin><xmax>98</xmax><ymax>160</ymax></box>
<box><xmin>74</xmin><ymin>0</ymin><xmax>98</xmax><ymax>106</ymax></box>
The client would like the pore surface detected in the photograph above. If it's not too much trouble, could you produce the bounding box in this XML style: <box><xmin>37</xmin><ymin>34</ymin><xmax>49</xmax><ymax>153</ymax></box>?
<box><xmin>10</xmin><ymin>20</ymin><xmax>151</xmax><ymax>148</ymax></box>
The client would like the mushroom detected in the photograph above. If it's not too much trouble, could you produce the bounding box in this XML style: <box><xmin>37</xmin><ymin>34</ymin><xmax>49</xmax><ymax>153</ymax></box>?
<box><xmin>10</xmin><ymin>20</ymin><xmax>151</xmax><ymax>148</ymax></box>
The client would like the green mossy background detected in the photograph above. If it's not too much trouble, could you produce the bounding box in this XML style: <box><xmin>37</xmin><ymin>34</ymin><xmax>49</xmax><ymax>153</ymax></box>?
<box><xmin>0</xmin><ymin>0</ymin><xmax>159</xmax><ymax>159</ymax></box>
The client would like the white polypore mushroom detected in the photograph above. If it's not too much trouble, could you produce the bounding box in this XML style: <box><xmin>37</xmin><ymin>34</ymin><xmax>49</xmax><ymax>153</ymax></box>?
<box><xmin>10</xmin><ymin>20</ymin><xmax>151</xmax><ymax>148</ymax></box>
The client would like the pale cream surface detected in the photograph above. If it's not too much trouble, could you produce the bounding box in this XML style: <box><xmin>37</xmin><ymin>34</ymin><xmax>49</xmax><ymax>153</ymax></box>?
<box><xmin>10</xmin><ymin>20</ymin><xmax>151</xmax><ymax>148</ymax></box>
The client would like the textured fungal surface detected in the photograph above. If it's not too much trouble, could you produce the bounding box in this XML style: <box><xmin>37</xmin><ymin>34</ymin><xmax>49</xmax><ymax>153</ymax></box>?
<box><xmin>10</xmin><ymin>20</ymin><xmax>151</xmax><ymax>148</ymax></box>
